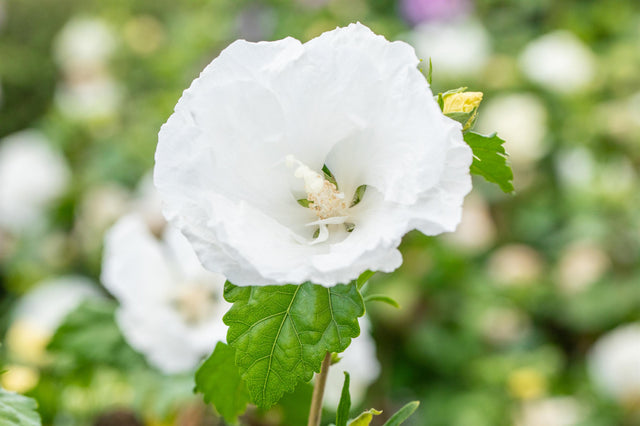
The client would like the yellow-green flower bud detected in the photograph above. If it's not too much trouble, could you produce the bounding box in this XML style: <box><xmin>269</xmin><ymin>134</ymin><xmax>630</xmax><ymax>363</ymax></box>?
<box><xmin>442</xmin><ymin>91</ymin><xmax>484</xmax><ymax>114</ymax></box>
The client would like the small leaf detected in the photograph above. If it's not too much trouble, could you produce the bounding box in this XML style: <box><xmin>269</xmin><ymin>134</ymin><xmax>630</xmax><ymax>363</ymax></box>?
<box><xmin>348</xmin><ymin>408</ymin><xmax>382</xmax><ymax>426</ymax></box>
<box><xmin>336</xmin><ymin>372</ymin><xmax>351</xmax><ymax>426</ymax></box>
<box><xmin>195</xmin><ymin>342</ymin><xmax>250</xmax><ymax>425</ymax></box>
<box><xmin>463</xmin><ymin>131</ymin><xmax>514</xmax><ymax>193</ymax></box>
<box><xmin>356</xmin><ymin>271</ymin><xmax>375</xmax><ymax>290</ymax></box>
<box><xmin>350</xmin><ymin>185</ymin><xmax>367</xmax><ymax>207</ymax></box>
<box><xmin>427</xmin><ymin>58</ymin><xmax>433</xmax><ymax>85</ymax></box>
<box><xmin>224</xmin><ymin>282</ymin><xmax>364</xmax><ymax>408</ymax></box>
<box><xmin>297</xmin><ymin>199</ymin><xmax>311</xmax><ymax>208</ymax></box>
<box><xmin>47</xmin><ymin>300</ymin><xmax>145</xmax><ymax>370</ymax></box>
<box><xmin>364</xmin><ymin>294</ymin><xmax>400</xmax><ymax>309</ymax></box>
<box><xmin>383</xmin><ymin>401</ymin><xmax>420</xmax><ymax>426</ymax></box>
<box><xmin>0</xmin><ymin>387</ymin><xmax>41</xmax><ymax>426</ymax></box>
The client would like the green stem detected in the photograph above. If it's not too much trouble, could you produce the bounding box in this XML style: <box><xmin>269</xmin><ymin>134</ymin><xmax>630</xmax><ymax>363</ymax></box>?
<box><xmin>308</xmin><ymin>351</ymin><xmax>332</xmax><ymax>426</ymax></box>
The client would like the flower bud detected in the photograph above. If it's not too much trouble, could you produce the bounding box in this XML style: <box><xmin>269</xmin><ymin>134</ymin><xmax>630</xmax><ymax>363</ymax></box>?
<box><xmin>443</xmin><ymin>91</ymin><xmax>483</xmax><ymax>114</ymax></box>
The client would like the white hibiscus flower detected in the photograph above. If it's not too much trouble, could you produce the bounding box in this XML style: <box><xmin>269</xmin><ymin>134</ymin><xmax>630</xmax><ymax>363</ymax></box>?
<box><xmin>0</xmin><ymin>130</ymin><xmax>70</xmax><ymax>232</ymax></box>
<box><xmin>101</xmin><ymin>214</ymin><xmax>229</xmax><ymax>374</ymax></box>
<box><xmin>323</xmin><ymin>317</ymin><xmax>380</xmax><ymax>409</ymax></box>
<box><xmin>588</xmin><ymin>323</ymin><xmax>640</xmax><ymax>406</ymax></box>
<box><xmin>154</xmin><ymin>23</ymin><xmax>472</xmax><ymax>287</ymax></box>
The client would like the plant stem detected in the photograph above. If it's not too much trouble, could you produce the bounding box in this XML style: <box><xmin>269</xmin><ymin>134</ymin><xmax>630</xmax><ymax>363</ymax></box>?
<box><xmin>308</xmin><ymin>351</ymin><xmax>332</xmax><ymax>426</ymax></box>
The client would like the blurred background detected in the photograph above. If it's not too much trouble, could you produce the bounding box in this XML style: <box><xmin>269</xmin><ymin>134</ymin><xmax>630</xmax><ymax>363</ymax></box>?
<box><xmin>1</xmin><ymin>0</ymin><xmax>640</xmax><ymax>425</ymax></box>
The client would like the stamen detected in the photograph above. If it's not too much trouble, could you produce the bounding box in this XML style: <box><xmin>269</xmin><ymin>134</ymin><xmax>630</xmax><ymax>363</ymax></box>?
<box><xmin>286</xmin><ymin>155</ymin><xmax>348</xmax><ymax>220</ymax></box>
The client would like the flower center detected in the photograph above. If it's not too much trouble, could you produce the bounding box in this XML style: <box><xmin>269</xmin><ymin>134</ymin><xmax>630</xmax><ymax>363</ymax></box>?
<box><xmin>286</xmin><ymin>155</ymin><xmax>348</xmax><ymax>220</ymax></box>
<box><xmin>286</xmin><ymin>155</ymin><xmax>366</xmax><ymax>245</ymax></box>
<box><xmin>171</xmin><ymin>283</ymin><xmax>217</xmax><ymax>325</ymax></box>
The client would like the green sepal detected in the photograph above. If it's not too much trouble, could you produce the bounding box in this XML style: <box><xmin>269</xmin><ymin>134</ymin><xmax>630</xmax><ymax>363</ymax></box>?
<box><xmin>194</xmin><ymin>342</ymin><xmax>250</xmax><ymax>425</ymax></box>
<box><xmin>223</xmin><ymin>282</ymin><xmax>364</xmax><ymax>408</ymax></box>
<box><xmin>445</xmin><ymin>108</ymin><xmax>479</xmax><ymax>133</ymax></box>
<box><xmin>336</xmin><ymin>372</ymin><xmax>351</xmax><ymax>426</ymax></box>
<box><xmin>383</xmin><ymin>401</ymin><xmax>420</xmax><ymax>426</ymax></box>
<box><xmin>463</xmin><ymin>131</ymin><xmax>514</xmax><ymax>193</ymax></box>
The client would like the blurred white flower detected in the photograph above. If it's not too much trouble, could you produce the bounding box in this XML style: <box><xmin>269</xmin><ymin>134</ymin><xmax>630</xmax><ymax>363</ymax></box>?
<box><xmin>101</xmin><ymin>214</ymin><xmax>229</xmax><ymax>373</ymax></box>
<box><xmin>410</xmin><ymin>18</ymin><xmax>490</xmax><ymax>80</ymax></box>
<box><xmin>155</xmin><ymin>23</ymin><xmax>472</xmax><ymax>287</ymax></box>
<box><xmin>554</xmin><ymin>241</ymin><xmax>609</xmax><ymax>294</ymax></box>
<box><xmin>55</xmin><ymin>76</ymin><xmax>122</xmax><ymax>121</ymax></box>
<box><xmin>519</xmin><ymin>31</ymin><xmax>596</xmax><ymax>95</ymax></box>
<box><xmin>479</xmin><ymin>306</ymin><xmax>529</xmax><ymax>346</ymax></box>
<box><xmin>476</xmin><ymin>93</ymin><xmax>548</xmax><ymax>167</ymax></box>
<box><xmin>488</xmin><ymin>244</ymin><xmax>544</xmax><ymax>287</ymax></box>
<box><xmin>323</xmin><ymin>317</ymin><xmax>380</xmax><ymax>408</ymax></box>
<box><xmin>73</xmin><ymin>183</ymin><xmax>130</xmax><ymax>253</ymax></box>
<box><xmin>515</xmin><ymin>397</ymin><xmax>585</xmax><ymax>426</ymax></box>
<box><xmin>54</xmin><ymin>17</ymin><xmax>116</xmax><ymax>73</ymax></box>
<box><xmin>131</xmin><ymin>173</ymin><xmax>166</xmax><ymax>235</ymax></box>
<box><xmin>0</xmin><ymin>130</ymin><xmax>70</xmax><ymax>232</ymax></box>
<box><xmin>5</xmin><ymin>276</ymin><xmax>102</xmax><ymax>365</ymax></box>
<box><xmin>588</xmin><ymin>323</ymin><xmax>640</xmax><ymax>405</ymax></box>
<box><xmin>443</xmin><ymin>193</ymin><xmax>496</xmax><ymax>253</ymax></box>
<box><xmin>554</xmin><ymin>147</ymin><xmax>594</xmax><ymax>190</ymax></box>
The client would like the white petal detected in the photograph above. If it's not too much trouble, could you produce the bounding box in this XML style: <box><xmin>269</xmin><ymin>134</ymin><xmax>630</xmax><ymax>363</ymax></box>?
<box><xmin>155</xmin><ymin>23</ymin><xmax>472</xmax><ymax>287</ymax></box>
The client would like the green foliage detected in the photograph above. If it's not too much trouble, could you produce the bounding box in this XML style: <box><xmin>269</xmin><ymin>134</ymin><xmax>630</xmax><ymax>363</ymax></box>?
<box><xmin>336</xmin><ymin>372</ymin><xmax>351</xmax><ymax>426</ymax></box>
<box><xmin>277</xmin><ymin>382</ymin><xmax>313</xmax><ymax>425</ymax></box>
<box><xmin>356</xmin><ymin>271</ymin><xmax>376</xmax><ymax>290</ymax></box>
<box><xmin>0</xmin><ymin>387</ymin><xmax>41</xmax><ymax>426</ymax></box>
<box><xmin>364</xmin><ymin>294</ymin><xmax>400</xmax><ymax>308</ymax></box>
<box><xmin>223</xmin><ymin>282</ymin><xmax>365</xmax><ymax>408</ymax></box>
<box><xmin>195</xmin><ymin>342</ymin><xmax>250</xmax><ymax>425</ymax></box>
<box><xmin>463</xmin><ymin>131</ymin><xmax>514</xmax><ymax>193</ymax></box>
<box><xmin>47</xmin><ymin>300</ymin><xmax>145</xmax><ymax>370</ymax></box>
<box><xmin>348</xmin><ymin>408</ymin><xmax>383</xmax><ymax>426</ymax></box>
<box><xmin>383</xmin><ymin>401</ymin><xmax>420</xmax><ymax>426</ymax></box>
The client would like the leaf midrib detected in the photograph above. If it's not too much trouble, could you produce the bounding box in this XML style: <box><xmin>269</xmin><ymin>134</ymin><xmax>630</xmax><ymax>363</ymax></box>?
<box><xmin>262</xmin><ymin>285</ymin><xmax>302</xmax><ymax>403</ymax></box>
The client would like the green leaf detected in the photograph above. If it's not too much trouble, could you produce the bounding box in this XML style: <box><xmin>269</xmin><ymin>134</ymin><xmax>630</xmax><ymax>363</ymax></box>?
<box><xmin>356</xmin><ymin>271</ymin><xmax>375</xmax><ymax>290</ymax></box>
<box><xmin>427</xmin><ymin>58</ymin><xmax>433</xmax><ymax>85</ymax></box>
<box><xmin>336</xmin><ymin>372</ymin><xmax>351</xmax><ymax>426</ymax></box>
<box><xmin>383</xmin><ymin>401</ymin><xmax>420</xmax><ymax>426</ymax></box>
<box><xmin>463</xmin><ymin>131</ymin><xmax>514</xmax><ymax>193</ymax></box>
<box><xmin>0</xmin><ymin>387</ymin><xmax>41</xmax><ymax>426</ymax></box>
<box><xmin>364</xmin><ymin>294</ymin><xmax>400</xmax><ymax>309</ymax></box>
<box><xmin>47</xmin><ymin>300</ymin><xmax>145</xmax><ymax>370</ymax></box>
<box><xmin>348</xmin><ymin>408</ymin><xmax>382</xmax><ymax>426</ymax></box>
<box><xmin>223</xmin><ymin>282</ymin><xmax>364</xmax><ymax>408</ymax></box>
<box><xmin>195</xmin><ymin>342</ymin><xmax>250</xmax><ymax>425</ymax></box>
